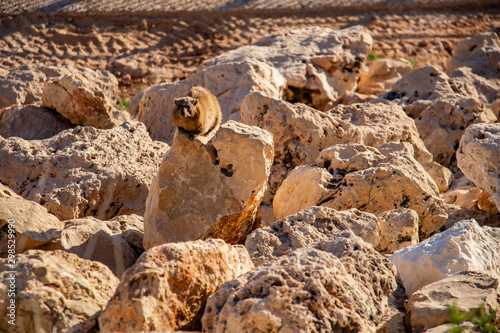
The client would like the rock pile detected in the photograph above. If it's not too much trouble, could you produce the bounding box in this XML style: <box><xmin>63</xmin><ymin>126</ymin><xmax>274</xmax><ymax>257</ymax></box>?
<box><xmin>0</xmin><ymin>27</ymin><xmax>499</xmax><ymax>333</ymax></box>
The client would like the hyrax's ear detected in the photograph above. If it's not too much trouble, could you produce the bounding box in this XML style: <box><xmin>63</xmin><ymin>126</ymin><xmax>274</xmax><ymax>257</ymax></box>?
<box><xmin>192</xmin><ymin>98</ymin><xmax>199</xmax><ymax>106</ymax></box>
<box><xmin>174</xmin><ymin>98</ymin><xmax>181</xmax><ymax>106</ymax></box>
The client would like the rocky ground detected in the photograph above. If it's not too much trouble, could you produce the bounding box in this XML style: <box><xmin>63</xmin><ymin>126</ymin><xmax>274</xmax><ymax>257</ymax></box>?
<box><xmin>1</xmin><ymin>1</ymin><xmax>500</xmax><ymax>333</ymax></box>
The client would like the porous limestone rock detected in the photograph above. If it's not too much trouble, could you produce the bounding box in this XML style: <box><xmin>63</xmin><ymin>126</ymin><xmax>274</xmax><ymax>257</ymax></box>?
<box><xmin>273</xmin><ymin>165</ymin><xmax>334</xmax><ymax>220</ymax></box>
<box><xmin>377</xmin><ymin>208</ymin><xmax>419</xmax><ymax>254</ymax></box>
<box><xmin>457</xmin><ymin>123</ymin><xmax>500</xmax><ymax>212</ymax></box>
<box><xmin>143</xmin><ymin>121</ymin><xmax>273</xmax><ymax>249</ymax></box>
<box><xmin>357</xmin><ymin>58</ymin><xmax>413</xmax><ymax>96</ymax></box>
<box><xmin>406</xmin><ymin>271</ymin><xmax>500</xmax><ymax>333</ymax></box>
<box><xmin>98</xmin><ymin>239</ymin><xmax>254</xmax><ymax>332</ymax></box>
<box><xmin>274</xmin><ymin>142</ymin><xmax>447</xmax><ymax>239</ymax></box>
<box><xmin>389</xmin><ymin>219</ymin><xmax>500</xmax><ymax>296</ymax></box>
<box><xmin>447</xmin><ymin>32</ymin><xmax>500</xmax><ymax>116</ymax></box>
<box><xmin>0</xmin><ymin>121</ymin><xmax>169</xmax><ymax>221</ymax></box>
<box><xmin>202</xmin><ymin>25</ymin><xmax>372</xmax><ymax>110</ymax></box>
<box><xmin>0</xmin><ymin>64</ymin><xmax>118</xmax><ymax>109</ymax></box>
<box><xmin>242</xmin><ymin>92</ymin><xmax>451</xmax><ymax>205</ymax></box>
<box><xmin>379</xmin><ymin>64</ymin><xmax>496</xmax><ymax>167</ymax></box>
<box><xmin>42</xmin><ymin>74</ymin><xmax>117</xmax><ymax>128</ymax></box>
<box><xmin>40</xmin><ymin>215</ymin><xmax>143</xmax><ymax>277</ymax></box>
<box><xmin>137</xmin><ymin>61</ymin><xmax>286</xmax><ymax>144</ymax></box>
<box><xmin>203</xmin><ymin>232</ymin><xmax>397</xmax><ymax>333</ymax></box>
<box><xmin>245</xmin><ymin>206</ymin><xmax>380</xmax><ymax>266</ymax></box>
<box><xmin>0</xmin><ymin>250</ymin><xmax>119</xmax><ymax>333</ymax></box>
<box><xmin>0</xmin><ymin>183</ymin><xmax>63</xmax><ymax>254</ymax></box>
<box><xmin>0</xmin><ymin>104</ymin><xmax>75</xmax><ymax>140</ymax></box>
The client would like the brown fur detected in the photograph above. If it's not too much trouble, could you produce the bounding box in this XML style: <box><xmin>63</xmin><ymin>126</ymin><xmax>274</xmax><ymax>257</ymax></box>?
<box><xmin>172</xmin><ymin>86</ymin><xmax>221</xmax><ymax>139</ymax></box>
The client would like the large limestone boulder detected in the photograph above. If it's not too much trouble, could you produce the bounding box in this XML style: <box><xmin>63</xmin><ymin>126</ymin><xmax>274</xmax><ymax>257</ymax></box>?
<box><xmin>457</xmin><ymin>123</ymin><xmax>500</xmax><ymax>212</ymax></box>
<box><xmin>137</xmin><ymin>61</ymin><xmax>286</xmax><ymax>144</ymax></box>
<box><xmin>379</xmin><ymin>64</ymin><xmax>496</xmax><ymax>167</ymax></box>
<box><xmin>245</xmin><ymin>206</ymin><xmax>380</xmax><ymax>266</ymax></box>
<box><xmin>0</xmin><ymin>121</ymin><xmax>169</xmax><ymax>221</ymax></box>
<box><xmin>144</xmin><ymin>121</ymin><xmax>273</xmax><ymax>249</ymax></box>
<box><xmin>98</xmin><ymin>239</ymin><xmax>254</xmax><ymax>332</ymax></box>
<box><xmin>42</xmin><ymin>74</ymin><xmax>120</xmax><ymax>129</ymax></box>
<box><xmin>203</xmin><ymin>232</ymin><xmax>397</xmax><ymax>333</ymax></box>
<box><xmin>406</xmin><ymin>271</ymin><xmax>500</xmax><ymax>333</ymax></box>
<box><xmin>202</xmin><ymin>25</ymin><xmax>372</xmax><ymax>110</ymax></box>
<box><xmin>242</xmin><ymin>92</ymin><xmax>451</xmax><ymax>205</ymax></box>
<box><xmin>0</xmin><ymin>64</ymin><xmax>118</xmax><ymax>109</ymax></box>
<box><xmin>0</xmin><ymin>104</ymin><xmax>75</xmax><ymax>140</ymax></box>
<box><xmin>274</xmin><ymin>143</ymin><xmax>448</xmax><ymax>239</ymax></box>
<box><xmin>0</xmin><ymin>183</ymin><xmax>63</xmax><ymax>254</ymax></box>
<box><xmin>447</xmin><ymin>32</ymin><xmax>500</xmax><ymax>116</ymax></box>
<box><xmin>389</xmin><ymin>219</ymin><xmax>500</xmax><ymax>296</ymax></box>
<box><xmin>40</xmin><ymin>215</ymin><xmax>143</xmax><ymax>277</ymax></box>
<box><xmin>356</xmin><ymin>58</ymin><xmax>413</xmax><ymax>96</ymax></box>
<box><xmin>0</xmin><ymin>250</ymin><xmax>119</xmax><ymax>333</ymax></box>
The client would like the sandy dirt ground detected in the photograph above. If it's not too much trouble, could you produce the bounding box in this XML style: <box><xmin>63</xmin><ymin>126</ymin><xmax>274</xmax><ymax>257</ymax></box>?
<box><xmin>0</xmin><ymin>1</ymin><xmax>498</xmax><ymax>104</ymax></box>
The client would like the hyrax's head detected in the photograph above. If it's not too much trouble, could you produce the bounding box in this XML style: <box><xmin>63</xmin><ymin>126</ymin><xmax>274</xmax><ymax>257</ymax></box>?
<box><xmin>173</xmin><ymin>97</ymin><xmax>198</xmax><ymax>118</ymax></box>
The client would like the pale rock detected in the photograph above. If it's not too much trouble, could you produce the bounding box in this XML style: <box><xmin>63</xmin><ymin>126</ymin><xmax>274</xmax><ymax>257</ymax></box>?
<box><xmin>441</xmin><ymin>173</ymin><xmax>498</xmax><ymax>214</ymax></box>
<box><xmin>98</xmin><ymin>239</ymin><xmax>254</xmax><ymax>332</ymax></box>
<box><xmin>357</xmin><ymin>58</ymin><xmax>413</xmax><ymax>96</ymax></box>
<box><xmin>446</xmin><ymin>32</ymin><xmax>500</xmax><ymax>116</ymax></box>
<box><xmin>0</xmin><ymin>250</ymin><xmax>119</xmax><ymax>333</ymax></box>
<box><xmin>42</xmin><ymin>74</ymin><xmax>118</xmax><ymax>128</ymax></box>
<box><xmin>203</xmin><ymin>232</ymin><xmax>396</xmax><ymax>333</ymax></box>
<box><xmin>406</xmin><ymin>271</ymin><xmax>500</xmax><ymax>333</ymax></box>
<box><xmin>424</xmin><ymin>323</ymin><xmax>476</xmax><ymax>333</ymax></box>
<box><xmin>389</xmin><ymin>219</ymin><xmax>500</xmax><ymax>296</ymax></box>
<box><xmin>379</xmin><ymin>64</ymin><xmax>496</xmax><ymax>167</ymax></box>
<box><xmin>202</xmin><ymin>26</ymin><xmax>372</xmax><ymax>110</ymax></box>
<box><xmin>0</xmin><ymin>121</ymin><xmax>169</xmax><ymax>221</ymax></box>
<box><xmin>275</xmin><ymin>142</ymin><xmax>447</xmax><ymax>239</ymax></box>
<box><xmin>40</xmin><ymin>215</ymin><xmax>143</xmax><ymax>277</ymax></box>
<box><xmin>0</xmin><ymin>103</ymin><xmax>75</xmax><ymax>140</ymax></box>
<box><xmin>377</xmin><ymin>209</ymin><xmax>419</xmax><ymax>254</ymax></box>
<box><xmin>143</xmin><ymin>121</ymin><xmax>273</xmax><ymax>249</ymax></box>
<box><xmin>137</xmin><ymin>61</ymin><xmax>286</xmax><ymax>144</ymax></box>
<box><xmin>328</xmin><ymin>100</ymin><xmax>453</xmax><ymax>191</ymax></box>
<box><xmin>245</xmin><ymin>206</ymin><xmax>380</xmax><ymax>266</ymax></box>
<box><xmin>457</xmin><ymin>123</ymin><xmax>500</xmax><ymax>212</ymax></box>
<box><xmin>273</xmin><ymin>165</ymin><xmax>333</xmax><ymax>220</ymax></box>
<box><xmin>0</xmin><ymin>183</ymin><xmax>63</xmax><ymax>254</ymax></box>
<box><xmin>0</xmin><ymin>64</ymin><xmax>118</xmax><ymax>109</ymax></box>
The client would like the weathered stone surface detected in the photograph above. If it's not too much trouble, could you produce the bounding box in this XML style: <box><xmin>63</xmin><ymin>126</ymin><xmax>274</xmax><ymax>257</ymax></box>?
<box><xmin>442</xmin><ymin>173</ymin><xmax>498</xmax><ymax>214</ymax></box>
<box><xmin>0</xmin><ymin>250</ymin><xmax>119</xmax><ymax>333</ymax></box>
<box><xmin>203</xmin><ymin>232</ymin><xmax>397</xmax><ymax>333</ymax></box>
<box><xmin>0</xmin><ymin>103</ymin><xmax>75</xmax><ymax>140</ymax></box>
<box><xmin>40</xmin><ymin>215</ymin><xmax>143</xmax><ymax>277</ymax></box>
<box><xmin>0</xmin><ymin>183</ymin><xmax>63</xmax><ymax>254</ymax></box>
<box><xmin>447</xmin><ymin>32</ymin><xmax>500</xmax><ymax>116</ymax></box>
<box><xmin>274</xmin><ymin>142</ymin><xmax>447</xmax><ymax>239</ymax></box>
<box><xmin>245</xmin><ymin>206</ymin><xmax>380</xmax><ymax>266</ymax></box>
<box><xmin>357</xmin><ymin>58</ymin><xmax>413</xmax><ymax>96</ymax></box>
<box><xmin>273</xmin><ymin>165</ymin><xmax>333</xmax><ymax>220</ymax></box>
<box><xmin>242</xmin><ymin>92</ymin><xmax>451</xmax><ymax>204</ymax></box>
<box><xmin>137</xmin><ymin>61</ymin><xmax>286</xmax><ymax>144</ymax></box>
<box><xmin>457</xmin><ymin>123</ymin><xmax>500</xmax><ymax>212</ymax></box>
<box><xmin>0</xmin><ymin>64</ymin><xmax>118</xmax><ymax>109</ymax></box>
<box><xmin>202</xmin><ymin>25</ymin><xmax>372</xmax><ymax>110</ymax></box>
<box><xmin>98</xmin><ymin>239</ymin><xmax>254</xmax><ymax>332</ymax></box>
<box><xmin>406</xmin><ymin>271</ymin><xmax>500</xmax><ymax>333</ymax></box>
<box><xmin>42</xmin><ymin>74</ymin><xmax>118</xmax><ymax>128</ymax></box>
<box><xmin>389</xmin><ymin>219</ymin><xmax>500</xmax><ymax>296</ymax></box>
<box><xmin>0</xmin><ymin>121</ymin><xmax>169</xmax><ymax>221</ymax></box>
<box><xmin>377</xmin><ymin>208</ymin><xmax>419</xmax><ymax>254</ymax></box>
<box><xmin>144</xmin><ymin>121</ymin><xmax>273</xmax><ymax>249</ymax></box>
<box><xmin>379</xmin><ymin>64</ymin><xmax>496</xmax><ymax>167</ymax></box>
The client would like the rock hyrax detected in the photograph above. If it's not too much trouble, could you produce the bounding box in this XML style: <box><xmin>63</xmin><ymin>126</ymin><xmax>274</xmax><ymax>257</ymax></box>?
<box><xmin>172</xmin><ymin>86</ymin><xmax>221</xmax><ymax>139</ymax></box>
